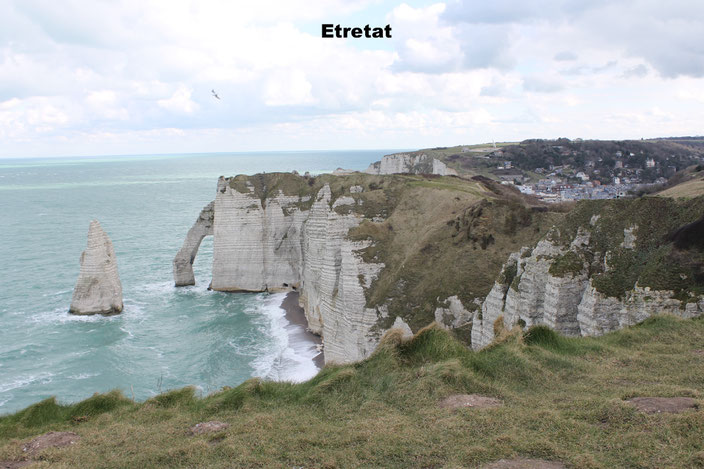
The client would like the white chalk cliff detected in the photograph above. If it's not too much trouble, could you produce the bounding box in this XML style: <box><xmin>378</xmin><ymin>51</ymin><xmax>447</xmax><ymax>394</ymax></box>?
<box><xmin>472</xmin><ymin>226</ymin><xmax>704</xmax><ymax>349</ymax></box>
<box><xmin>69</xmin><ymin>220</ymin><xmax>123</xmax><ymax>315</ymax></box>
<box><xmin>174</xmin><ymin>176</ymin><xmax>387</xmax><ymax>364</ymax></box>
<box><xmin>173</xmin><ymin>201</ymin><xmax>214</xmax><ymax>286</ymax></box>
<box><xmin>364</xmin><ymin>153</ymin><xmax>457</xmax><ymax>176</ymax></box>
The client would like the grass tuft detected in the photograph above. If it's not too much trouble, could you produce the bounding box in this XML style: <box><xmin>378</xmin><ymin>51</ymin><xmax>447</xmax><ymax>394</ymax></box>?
<box><xmin>147</xmin><ymin>386</ymin><xmax>197</xmax><ymax>408</ymax></box>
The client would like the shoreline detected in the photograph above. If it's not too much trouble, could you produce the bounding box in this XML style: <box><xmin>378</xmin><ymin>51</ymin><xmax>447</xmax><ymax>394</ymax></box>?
<box><xmin>280</xmin><ymin>291</ymin><xmax>324</xmax><ymax>369</ymax></box>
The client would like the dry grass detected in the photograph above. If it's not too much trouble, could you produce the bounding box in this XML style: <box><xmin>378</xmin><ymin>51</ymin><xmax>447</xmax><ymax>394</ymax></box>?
<box><xmin>2</xmin><ymin>316</ymin><xmax>703</xmax><ymax>468</ymax></box>
<box><xmin>658</xmin><ymin>174</ymin><xmax>704</xmax><ymax>198</ymax></box>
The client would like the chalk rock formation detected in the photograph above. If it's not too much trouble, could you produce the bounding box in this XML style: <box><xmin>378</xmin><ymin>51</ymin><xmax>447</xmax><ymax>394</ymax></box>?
<box><xmin>173</xmin><ymin>201</ymin><xmax>214</xmax><ymax>286</ymax></box>
<box><xmin>298</xmin><ymin>184</ymin><xmax>385</xmax><ymax>363</ymax></box>
<box><xmin>211</xmin><ymin>177</ymin><xmax>307</xmax><ymax>292</ymax></box>
<box><xmin>434</xmin><ymin>295</ymin><xmax>473</xmax><ymax>330</ymax></box>
<box><xmin>365</xmin><ymin>153</ymin><xmax>457</xmax><ymax>176</ymax></box>
<box><xmin>175</xmin><ymin>175</ymin><xmax>387</xmax><ymax>364</ymax></box>
<box><xmin>69</xmin><ymin>220</ymin><xmax>123</xmax><ymax>315</ymax></box>
<box><xmin>472</xmin><ymin>218</ymin><xmax>704</xmax><ymax>350</ymax></box>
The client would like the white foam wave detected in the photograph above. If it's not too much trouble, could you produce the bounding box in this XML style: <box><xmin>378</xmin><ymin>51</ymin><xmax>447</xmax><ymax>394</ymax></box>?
<box><xmin>42</xmin><ymin>289</ymin><xmax>72</xmax><ymax>297</ymax></box>
<box><xmin>247</xmin><ymin>293</ymin><xmax>320</xmax><ymax>383</ymax></box>
<box><xmin>0</xmin><ymin>372</ymin><xmax>54</xmax><ymax>393</ymax></box>
<box><xmin>27</xmin><ymin>307</ymin><xmax>121</xmax><ymax>324</ymax></box>
<box><xmin>67</xmin><ymin>372</ymin><xmax>100</xmax><ymax>380</ymax></box>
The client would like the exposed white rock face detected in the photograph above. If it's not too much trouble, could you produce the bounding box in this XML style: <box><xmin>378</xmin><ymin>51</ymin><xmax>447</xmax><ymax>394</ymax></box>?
<box><xmin>434</xmin><ymin>295</ymin><xmax>473</xmax><ymax>330</ymax></box>
<box><xmin>471</xmin><ymin>282</ymin><xmax>506</xmax><ymax>348</ymax></box>
<box><xmin>298</xmin><ymin>184</ymin><xmax>386</xmax><ymax>363</ymax></box>
<box><xmin>176</xmin><ymin>178</ymin><xmax>388</xmax><ymax>364</ymax></box>
<box><xmin>364</xmin><ymin>153</ymin><xmax>457</xmax><ymax>176</ymax></box>
<box><xmin>622</xmin><ymin>226</ymin><xmax>637</xmax><ymax>249</ymax></box>
<box><xmin>391</xmin><ymin>316</ymin><xmax>414</xmax><ymax>340</ymax></box>
<box><xmin>542</xmin><ymin>273</ymin><xmax>589</xmax><ymax>334</ymax></box>
<box><xmin>211</xmin><ymin>181</ymin><xmax>307</xmax><ymax>292</ymax></box>
<box><xmin>69</xmin><ymin>220</ymin><xmax>123</xmax><ymax>315</ymax></box>
<box><xmin>472</xmin><ymin>226</ymin><xmax>704</xmax><ymax>350</ymax></box>
<box><xmin>173</xmin><ymin>201</ymin><xmax>214</xmax><ymax>286</ymax></box>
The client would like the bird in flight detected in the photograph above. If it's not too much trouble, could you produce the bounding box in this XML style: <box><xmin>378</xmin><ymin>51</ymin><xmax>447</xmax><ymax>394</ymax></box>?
<box><xmin>211</xmin><ymin>89</ymin><xmax>221</xmax><ymax>100</ymax></box>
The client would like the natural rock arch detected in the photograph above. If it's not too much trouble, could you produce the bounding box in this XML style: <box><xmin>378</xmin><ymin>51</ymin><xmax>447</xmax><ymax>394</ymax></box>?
<box><xmin>173</xmin><ymin>201</ymin><xmax>214</xmax><ymax>286</ymax></box>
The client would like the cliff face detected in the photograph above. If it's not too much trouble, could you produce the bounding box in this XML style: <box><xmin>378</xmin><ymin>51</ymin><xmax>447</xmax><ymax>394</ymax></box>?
<box><xmin>174</xmin><ymin>172</ymin><xmax>559</xmax><ymax>364</ymax></box>
<box><xmin>70</xmin><ymin>220</ymin><xmax>123</xmax><ymax>315</ymax></box>
<box><xmin>364</xmin><ymin>153</ymin><xmax>457</xmax><ymax>176</ymax></box>
<box><xmin>174</xmin><ymin>174</ymin><xmax>388</xmax><ymax>364</ymax></box>
<box><xmin>472</xmin><ymin>197</ymin><xmax>704</xmax><ymax>349</ymax></box>
<box><xmin>211</xmin><ymin>177</ymin><xmax>308</xmax><ymax>292</ymax></box>
<box><xmin>173</xmin><ymin>201</ymin><xmax>214</xmax><ymax>286</ymax></box>
<box><xmin>299</xmin><ymin>185</ymin><xmax>386</xmax><ymax>362</ymax></box>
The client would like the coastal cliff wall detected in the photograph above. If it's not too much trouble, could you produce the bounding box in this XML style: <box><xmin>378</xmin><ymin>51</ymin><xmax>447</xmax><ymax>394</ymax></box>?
<box><xmin>472</xmin><ymin>198</ymin><xmax>704</xmax><ymax>349</ymax></box>
<box><xmin>174</xmin><ymin>173</ymin><xmax>567</xmax><ymax>363</ymax></box>
<box><xmin>174</xmin><ymin>174</ymin><xmax>388</xmax><ymax>364</ymax></box>
<box><xmin>211</xmin><ymin>177</ymin><xmax>307</xmax><ymax>292</ymax></box>
<box><xmin>364</xmin><ymin>153</ymin><xmax>457</xmax><ymax>176</ymax></box>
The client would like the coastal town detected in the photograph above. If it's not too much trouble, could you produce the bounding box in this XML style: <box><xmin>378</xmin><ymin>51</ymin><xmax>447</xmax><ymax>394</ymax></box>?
<box><xmin>478</xmin><ymin>138</ymin><xmax>704</xmax><ymax>202</ymax></box>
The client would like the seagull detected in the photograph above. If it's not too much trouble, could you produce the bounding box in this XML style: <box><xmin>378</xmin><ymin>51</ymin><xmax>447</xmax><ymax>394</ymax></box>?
<box><xmin>211</xmin><ymin>89</ymin><xmax>220</xmax><ymax>100</ymax></box>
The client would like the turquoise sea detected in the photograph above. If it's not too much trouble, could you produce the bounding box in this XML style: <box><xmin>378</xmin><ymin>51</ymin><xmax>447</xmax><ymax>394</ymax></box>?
<box><xmin>0</xmin><ymin>150</ymin><xmax>394</xmax><ymax>414</ymax></box>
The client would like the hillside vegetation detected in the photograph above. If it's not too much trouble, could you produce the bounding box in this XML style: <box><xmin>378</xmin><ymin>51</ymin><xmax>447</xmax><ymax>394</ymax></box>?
<box><xmin>547</xmin><ymin>195</ymin><xmax>704</xmax><ymax>300</ymax></box>
<box><xmin>658</xmin><ymin>166</ymin><xmax>704</xmax><ymax>198</ymax></box>
<box><xmin>1</xmin><ymin>316</ymin><xmax>703</xmax><ymax>468</ymax></box>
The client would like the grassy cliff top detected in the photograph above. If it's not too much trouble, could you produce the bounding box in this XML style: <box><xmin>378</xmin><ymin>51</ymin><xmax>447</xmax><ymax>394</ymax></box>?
<box><xmin>2</xmin><ymin>316</ymin><xmax>703</xmax><ymax>468</ymax></box>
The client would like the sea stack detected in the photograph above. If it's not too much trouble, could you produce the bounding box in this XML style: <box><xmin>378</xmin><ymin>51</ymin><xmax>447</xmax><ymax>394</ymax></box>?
<box><xmin>69</xmin><ymin>220</ymin><xmax>123</xmax><ymax>315</ymax></box>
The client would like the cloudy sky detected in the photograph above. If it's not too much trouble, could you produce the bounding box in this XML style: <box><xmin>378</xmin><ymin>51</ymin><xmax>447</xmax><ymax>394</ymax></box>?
<box><xmin>1</xmin><ymin>0</ymin><xmax>703</xmax><ymax>157</ymax></box>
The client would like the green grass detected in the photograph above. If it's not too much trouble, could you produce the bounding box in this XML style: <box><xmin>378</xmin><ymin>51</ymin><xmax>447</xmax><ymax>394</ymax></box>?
<box><xmin>2</xmin><ymin>317</ymin><xmax>703</xmax><ymax>468</ymax></box>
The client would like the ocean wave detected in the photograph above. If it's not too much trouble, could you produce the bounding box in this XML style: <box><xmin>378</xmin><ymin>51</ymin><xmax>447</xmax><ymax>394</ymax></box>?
<box><xmin>42</xmin><ymin>289</ymin><xmax>72</xmax><ymax>297</ymax></box>
<box><xmin>27</xmin><ymin>306</ymin><xmax>122</xmax><ymax>325</ymax></box>
<box><xmin>246</xmin><ymin>293</ymin><xmax>320</xmax><ymax>383</ymax></box>
<box><xmin>0</xmin><ymin>372</ymin><xmax>54</xmax><ymax>394</ymax></box>
<box><xmin>67</xmin><ymin>372</ymin><xmax>100</xmax><ymax>380</ymax></box>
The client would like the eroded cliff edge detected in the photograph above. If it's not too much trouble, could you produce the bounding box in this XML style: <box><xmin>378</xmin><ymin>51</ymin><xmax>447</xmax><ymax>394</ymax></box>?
<box><xmin>174</xmin><ymin>173</ymin><xmax>556</xmax><ymax>364</ymax></box>
<box><xmin>472</xmin><ymin>197</ymin><xmax>704</xmax><ymax>349</ymax></box>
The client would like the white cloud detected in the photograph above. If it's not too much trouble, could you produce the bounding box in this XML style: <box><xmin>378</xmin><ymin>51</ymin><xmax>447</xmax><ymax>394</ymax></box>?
<box><xmin>264</xmin><ymin>70</ymin><xmax>315</xmax><ymax>106</ymax></box>
<box><xmin>0</xmin><ymin>0</ymin><xmax>703</xmax><ymax>157</ymax></box>
<box><xmin>157</xmin><ymin>86</ymin><xmax>199</xmax><ymax>114</ymax></box>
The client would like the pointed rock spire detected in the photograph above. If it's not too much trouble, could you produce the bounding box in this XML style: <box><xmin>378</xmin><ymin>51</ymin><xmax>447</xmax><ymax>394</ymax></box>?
<box><xmin>69</xmin><ymin>220</ymin><xmax>123</xmax><ymax>315</ymax></box>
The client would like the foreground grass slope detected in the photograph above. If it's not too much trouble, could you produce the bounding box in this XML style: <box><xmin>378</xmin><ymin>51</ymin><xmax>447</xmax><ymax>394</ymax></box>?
<box><xmin>2</xmin><ymin>316</ymin><xmax>703</xmax><ymax>468</ymax></box>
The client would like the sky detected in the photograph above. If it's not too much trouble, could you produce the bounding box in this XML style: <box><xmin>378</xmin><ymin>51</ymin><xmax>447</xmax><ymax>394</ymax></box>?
<box><xmin>0</xmin><ymin>0</ymin><xmax>703</xmax><ymax>158</ymax></box>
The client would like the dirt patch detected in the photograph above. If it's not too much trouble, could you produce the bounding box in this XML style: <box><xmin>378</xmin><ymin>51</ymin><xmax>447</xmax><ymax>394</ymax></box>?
<box><xmin>189</xmin><ymin>421</ymin><xmax>230</xmax><ymax>435</ymax></box>
<box><xmin>438</xmin><ymin>394</ymin><xmax>503</xmax><ymax>409</ymax></box>
<box><xmin>1</xmin><ymin>462</ymin><xmax>31</xmax><ymax>469</ymax></box>
<box><xmin>22</xmin><ymin>431</ymin><xmax>80</xmax><ymax>456</ymax></box>
<box><xmin>627</xmin><ymin>397</ymin><xmax>698</xmax><ymax>414</ymax></box>
<box><xmin>481</xmin><ymin>459</ymin><xmax>566</xmax><ymax>469</ymax></box>
<box><xmin>693</xmin><ymin>349</ymin><xmax>704</xmax><ymax>357</ymax></box>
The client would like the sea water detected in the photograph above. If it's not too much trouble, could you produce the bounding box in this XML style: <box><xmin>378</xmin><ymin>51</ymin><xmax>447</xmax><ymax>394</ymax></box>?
<box><xmin>0</xmin><ymin>150</ymin><xmax>395</xmax><ymax>414</ymax></box>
